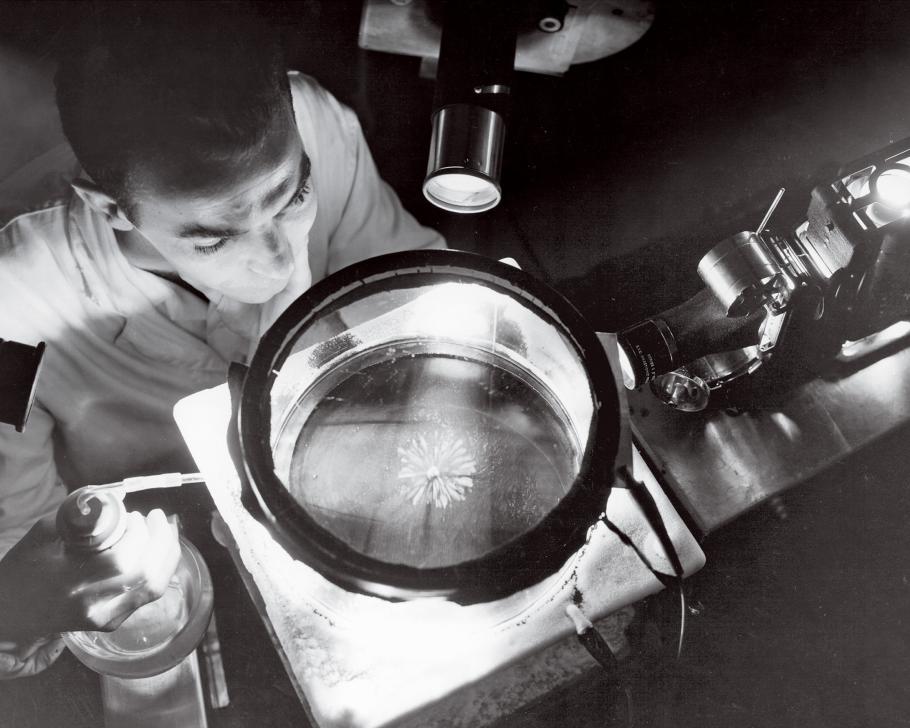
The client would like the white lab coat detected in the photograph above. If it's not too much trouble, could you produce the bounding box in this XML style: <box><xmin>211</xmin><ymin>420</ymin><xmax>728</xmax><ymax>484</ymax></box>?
<box><xmin>0</xmin><ymin>73</ymin><xmax>445</xmax><ymax>558</ymax></box>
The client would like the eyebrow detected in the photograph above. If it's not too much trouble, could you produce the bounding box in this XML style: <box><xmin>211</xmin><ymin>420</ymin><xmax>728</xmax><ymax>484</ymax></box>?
<box><xmin>177</xmin><ymin>150</ymin><xmax>312</xmax><ymax>240</ymax></box>
<box><xmin>178</xmin><ymin>222</ymin><xmax>246</xmax><ymax>240</ymax></box>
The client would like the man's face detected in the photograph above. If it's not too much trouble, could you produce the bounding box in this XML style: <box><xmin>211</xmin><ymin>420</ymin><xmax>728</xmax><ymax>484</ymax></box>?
<box><xmin>125</xmin><ymin>108</ymin><xmax>316</xmax><ymax>304</ymax></box>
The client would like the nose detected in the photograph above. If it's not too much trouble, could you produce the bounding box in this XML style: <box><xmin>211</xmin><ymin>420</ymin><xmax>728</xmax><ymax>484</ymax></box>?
<box><xmin>248</xmin><ymin>225</ymin><xmax>294</xmax><ymax>280</ymax></box>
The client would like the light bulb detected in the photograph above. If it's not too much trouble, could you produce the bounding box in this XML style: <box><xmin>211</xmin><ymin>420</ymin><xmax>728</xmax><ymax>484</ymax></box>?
<box><xmin>874</xmin><ymin>166</ymin><xmax>910</xmax><ymax>209</ymax></box>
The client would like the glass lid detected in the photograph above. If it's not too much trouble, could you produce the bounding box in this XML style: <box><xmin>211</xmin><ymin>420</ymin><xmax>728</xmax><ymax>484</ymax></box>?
<box><xmin>239</xmin><ymin>250</ymin><xmax>619</xmax><ymax>601</ymax></box>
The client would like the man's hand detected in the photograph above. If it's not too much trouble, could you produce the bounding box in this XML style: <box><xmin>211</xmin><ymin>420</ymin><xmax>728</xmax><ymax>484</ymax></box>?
<box><xmin>0</xmin><ymin>635</ymin><xmax>65</xmax><ymax>680</ymax></box>
<box><xmin>0</xmin><ymin>507</ymin><xmax>180</xmax><ymax>673</ymax></box>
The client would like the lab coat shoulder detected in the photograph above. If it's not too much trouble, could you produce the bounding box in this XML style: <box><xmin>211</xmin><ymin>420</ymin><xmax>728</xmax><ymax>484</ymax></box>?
<box><xmin>287</xmin><ymin>72</ymin><xmax>356</xmax><ymax>227</ymax></box>
<box><xmin>287</xmin><ymin>72</ymin><xmax>445</xmax><ymax>277</ymax></box>
<box><xmin>0</xmin><ymin>209</ymin><xmax>72</xmax><ymax>560</ymax></box>
<box><xmin>0</xmin><ymin>142</ymin><xmax>81</xmax><ymax>229</ymax></box>
<box><xmin>0</xmin><ymin>203</ymin><xmax>78</xmax><ymax>345</ymax></box>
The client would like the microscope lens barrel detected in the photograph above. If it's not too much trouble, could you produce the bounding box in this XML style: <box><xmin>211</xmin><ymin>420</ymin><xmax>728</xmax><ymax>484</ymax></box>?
<box><xmin>616</xmin><ymin>318</ymin><xmax>679</xmax><ymax>389</ymax></box>
<box><xmin>423</xmin><ymin>1</ymin><xmax>518</xmax><ymax>213</ymax></box>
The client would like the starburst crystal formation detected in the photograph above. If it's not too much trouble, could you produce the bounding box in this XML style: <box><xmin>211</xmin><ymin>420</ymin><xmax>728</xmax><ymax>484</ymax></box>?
<box><xmin>397</xmin><ymin>430</ymin><xmax>477</xmax><ymax>508</ymax></box>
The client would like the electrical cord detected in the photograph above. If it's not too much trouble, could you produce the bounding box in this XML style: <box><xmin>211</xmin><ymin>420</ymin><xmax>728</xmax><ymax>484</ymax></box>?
<box><xmin>607</xmin><ymin>466</ymin><xmax>688</xmax><ymax>659</ymax></box>
<box><xmin>566</xmin><ymin>603</ymin><xmax>635</xmax><ymax>727</ymax></box>
<box><xmin>563</xmin><ymin>466</ymin><xmax>690</xmax><ymax>727</ymax></box>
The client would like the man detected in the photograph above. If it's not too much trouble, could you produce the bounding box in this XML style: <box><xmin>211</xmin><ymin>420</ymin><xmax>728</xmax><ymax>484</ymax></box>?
<box><xmin>0</xmin><ymin>5</ymin><xmax>443</xmax><ymax>677</ymax></box>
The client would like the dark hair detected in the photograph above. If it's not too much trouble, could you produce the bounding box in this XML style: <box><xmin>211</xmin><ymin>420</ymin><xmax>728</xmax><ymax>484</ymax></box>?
<box><xmin>55</xmin><ymin>2</ymin><xmax>292</xmax><ymax>212</ymax></box>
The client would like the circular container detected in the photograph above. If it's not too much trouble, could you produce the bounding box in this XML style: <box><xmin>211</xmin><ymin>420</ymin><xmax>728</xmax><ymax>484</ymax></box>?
<box><xmin>239</xmin><ymin>249</ymin><xmax>620</xmax><ymax>603</ymax></box>
<box><xmin>64</xmin><ymin>538</ymin><xmax>213</xmax><ymax>678</ymax></box>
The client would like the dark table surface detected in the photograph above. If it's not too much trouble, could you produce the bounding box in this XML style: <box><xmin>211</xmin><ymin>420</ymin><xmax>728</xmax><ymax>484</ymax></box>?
<box><xmin>629</xmin><ymin>338</ymin><xmax>910</xmax><ymax>537</ymax></box>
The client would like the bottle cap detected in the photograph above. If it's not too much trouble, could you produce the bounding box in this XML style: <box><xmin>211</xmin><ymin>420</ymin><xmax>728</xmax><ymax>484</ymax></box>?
<box><xmin>57</xmin><ymin>489</ymin><xmax>128</xmax><ymax>552</ymax></box>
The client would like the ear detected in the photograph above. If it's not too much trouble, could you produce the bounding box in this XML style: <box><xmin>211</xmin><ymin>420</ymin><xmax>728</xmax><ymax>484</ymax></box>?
<box><xmin>70</xmin><ymin>179</ymin><xmax>135</xmax><ymax>231</ymax></box>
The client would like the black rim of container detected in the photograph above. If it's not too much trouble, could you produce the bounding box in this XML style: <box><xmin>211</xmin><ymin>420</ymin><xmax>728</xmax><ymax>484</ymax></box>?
<box><xmin>239</xmin><ymin>249</ymin><xmax>619</xmax><ymax>603</ymax></box>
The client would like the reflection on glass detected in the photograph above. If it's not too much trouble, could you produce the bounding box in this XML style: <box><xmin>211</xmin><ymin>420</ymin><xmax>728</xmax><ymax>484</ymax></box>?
<box><xmin>282</xmin><ymin>345</ymin><xmax>579</xmax><ymax>569</ymax></box>
<box><xmin>268</xmin><ymin>279</ymin><xmax>595</xmax><ymax>572</ymax></box>
<box><xmin>63</xmin><ymin>539</ymin><xmax>213</xmax><ymax>678</ymax></box>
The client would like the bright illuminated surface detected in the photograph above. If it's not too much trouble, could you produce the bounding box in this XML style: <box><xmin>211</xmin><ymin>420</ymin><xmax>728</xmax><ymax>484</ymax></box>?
<box><xmin>616</xmin><ymin>343</ymin><xmax>636</xmax><ymax>389</ymax></box>
<box><xmin>173</xmin><ymin>285</ymin><xmax>704</xmax><ymax>727</ymax></box>
<box><xmin>175</xmin><ymin>380</ymin><xmax>704</xmax><ymax>728</ymax></box>
<box><xmin>838</xmin><ymin>320</ymin><xmax>910</xmax><ymax>361</ymax></box>
<box><xmin>405</xmin><ymin>281</ymin><xmax>491</xmax><ymax>338</ymax></box>
<box><xmin>875</xmin><ymin>166</ymin><xmax>910</xmax><ymax>208</ymax></box>
<box><xmin>423</xmin><ymin>172</ymin><xmax>501</xmax><ymax>213</ymax></box>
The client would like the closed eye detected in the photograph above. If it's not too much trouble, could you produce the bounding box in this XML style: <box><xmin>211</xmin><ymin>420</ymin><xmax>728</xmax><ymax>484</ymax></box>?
<box><xmin>193</xmin><ymin>238</ymin><xmax>229</xmax><ymax>256</ymax></box>
<box><xmin>284</xmin><ymin>181</ymin><xmax>311</xmax><ymax>211</ymax></box>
